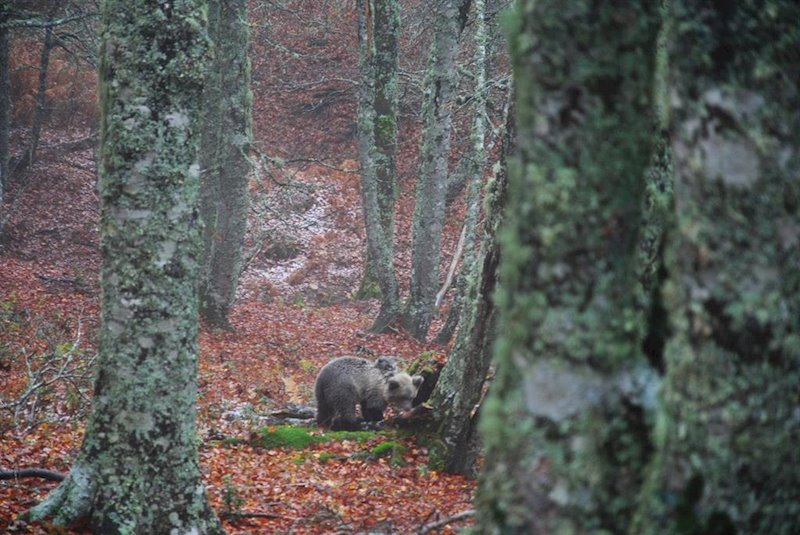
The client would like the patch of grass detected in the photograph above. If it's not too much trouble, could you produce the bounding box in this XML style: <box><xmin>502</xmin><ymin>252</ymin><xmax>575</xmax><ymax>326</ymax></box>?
<box><xmin>370</xmin><ymin>440</ymin><xmax>404</xmax><ymax>457</ymax></box>
<box><xmin>317</xmin><ymin>452</ymin><xmax>340</xmax><ymax>464</ymax></box>
<box><xmin>250</xmin><ymin>425</ymin><xmax>378</xmax><ymax>450</ymax></box>
<box><xmin>352</xmin><ymin>440</ymin><xmax>407</xmax><ymax>466</ymax></box>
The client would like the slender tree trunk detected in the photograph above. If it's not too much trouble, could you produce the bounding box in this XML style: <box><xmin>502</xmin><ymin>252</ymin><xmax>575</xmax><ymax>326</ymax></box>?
<box><xmin>13</xmin><ymin>25</ymin><xmax>53</xmax><ymax>177</ymax></box>
<box><xmin>475</xmin><ymin>1</ymin><xmax>659</xmax><ymax>533</ymax></box>
<box><xmin>198</xmin><ymin>0</ymin><xmax>253</xmax><ymax>330</ymax></box>
<box><xmin>357</xmin><ymin>0</ymin><xmax>400</xmax><ymax>305</ymax></box>
<box><xmin>634</xmin><ymin>2</ymin><xmax>800</xmax><ymax>533</ymax></box>
<box><xmin>403</xmin><ymin>0</ymin><xmax>461</xmax><ymax>340</ymax></box>
<box><xmin>430</xmin><ymin>46</ymin><xmax>509</xmax><ymax>477</ymax></box>
<box><xmin>23</xmin><ymin>2</ymin><xmax>223</xmax><ymax>533</ymax></box>
<box><xmin>357</xmin><ymin>0</ymin><xmax>400</xmax><ymax>332</ymax></box>
<box><xmin>435</xmin><ymin>0</ymin><xmax>494</xmax><ymax>346</ymax></box>
<box><xmin>0</xmin><ymin>6</ymin><xmax>9</xmax><ymax>224</ymax></box>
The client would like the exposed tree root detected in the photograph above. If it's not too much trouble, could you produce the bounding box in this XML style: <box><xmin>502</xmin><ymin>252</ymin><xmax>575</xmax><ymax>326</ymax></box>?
<box><xmin>22</xmin><ymin>464</ymin><xmax>93</xmax><ymax>527</ymax></box>
<box><xmin>0</xmin><ymin>468</ymin><xmax>66</xmax><ymax>481</ymax></box>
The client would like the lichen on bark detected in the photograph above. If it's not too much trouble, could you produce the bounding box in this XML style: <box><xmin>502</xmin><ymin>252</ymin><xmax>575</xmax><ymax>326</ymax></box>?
<box><xmin>403</xmin><ymin>0</ymin><xmax>462</xmax><ymax>341</ymax></box>
<box><xmin>198</xmin><ymin>0</ymin><xmax>252</xmax><ymax>330</ymax></box>
<box><xmin>475</xmin><ymin>1</ymin><xmax>660</xmax><ymax>533</ymax></box>
<box><xmin>25</xmin><ymin>1</ymin><xmax>224</xmax><ymax>533</ymax></box>
<box><xmin>634</xmin><ymin>1</ymin><xmax>800</xmax><ymax>533</ymax></box>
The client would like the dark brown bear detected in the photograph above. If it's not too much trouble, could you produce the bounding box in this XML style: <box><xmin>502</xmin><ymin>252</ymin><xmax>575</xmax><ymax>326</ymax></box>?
<box><xmin>314</xmin><ymin>356</ymin><xmax>423</xmax><ymax>430</ymax></box>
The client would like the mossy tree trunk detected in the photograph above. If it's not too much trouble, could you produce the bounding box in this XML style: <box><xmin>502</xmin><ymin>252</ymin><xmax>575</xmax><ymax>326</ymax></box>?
<box><xmin>0</xmin><ymin>4</ymin><xmax>9</xmax><ymax>226</ymax></box>
<box><xmin>633</xmin><ymin>2</ymin><xmax>800</xmax><ymax>533</ymax></box>
<box><xmin>356</xmin><ymin>0</ymin><xmax>400</xmax><ymax>307</ymax></box>
<box><xmin>403</xmin><ymin>0</ymin><xmax>462</xmax><ymax>341</ymax></box>
<box><xmin>356</xmin><ymin>0</ymin><xmax>401</xmax><ymax>332</ymax></box>
<box><xmin>24</xmin><ymin>2</ymin><xmax>224</xmax><ymax>533</ymax></box>
<box><xmin>198</xmin><ymin>0</ymin><xmax>252</xmax><ymax>330</ymax></box>
<box><xmin>429</xmin><ymin>0</ymin><xmax>500</xmax><ymax>476</ymax></box>
<box><xmin>435</xmin><ymin>0</ymin><xmax>493</xmax><ymax>346</ymax></box>
<box><xmin>475</xmin><ymin>1</ymin><xmax>660</xmax><ymax>533</ymax></box>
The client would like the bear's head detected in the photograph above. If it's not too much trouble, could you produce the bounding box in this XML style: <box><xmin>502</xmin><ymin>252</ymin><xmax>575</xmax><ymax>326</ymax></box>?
<box><xmin>385</xmin><ymin>372</ymin><xmax>424</xmax><ymax>411</ymax></box>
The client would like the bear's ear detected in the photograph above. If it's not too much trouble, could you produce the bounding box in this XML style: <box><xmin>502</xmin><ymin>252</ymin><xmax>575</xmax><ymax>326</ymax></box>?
<box><xmin>412</xmin><ymin>375</ymin><xmax>424</xmax><ymax>388</ymax></box>
<box><xmin>376</xmin><ymin>356</ymin><xmax>399</xmax><ymax>374</ymax></box>
<box><xmin>388</xmin><ymin>378</ymin><xmax>400</xmax><ymax>390</ymax></box>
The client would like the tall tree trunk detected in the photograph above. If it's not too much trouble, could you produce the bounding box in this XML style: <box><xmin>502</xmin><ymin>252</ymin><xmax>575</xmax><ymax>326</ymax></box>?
<box><xmin>403</xmin><ymin>0</ymin><xmax>461</xmax><ymax>340</ymax></box>
<box><xmin>429</xmin><ymin>0</ymin><xmax>498</xmax><ymax>476</ymax></box>
<box><xmin>23</xmin><ymin>2</ymin><xmax>223</xmax><ymax>533</ymax></box>
<box><xmin>0</xmin><ymin>5</ymin><xmax>9</xmax><ymax>226</ymax></box>
<box><xmin>13</xmin><ymin>25</ymin><xmax>54</xmax><ymax>177</ymax></box>
<box><xmin>475</xmin><ymin>1</ymin><xmax>659</xmax><ymax>533</ymax></box>
<box><xmin>198</xmin><ymin>0</ymin><xmax>252</xmax><ymax>330</ymax></box>
<box><xmin>634</xmin><ymin>2</ymin><xmax>800</xmax><ymax>533</ymax></box>
<box><xmin>357</xmin><ymin>0</ymin><xmax>401</xmax><ymax>332</ymax></box>
<box><xmin>356</xmin><ymin>0</ymin><xmax>400</xmax><ymax>306</ymax></box>
<box><xmin>435</xmin><ymin>0</ymin><xmax>495</xmax><ymax>346</ymax></box>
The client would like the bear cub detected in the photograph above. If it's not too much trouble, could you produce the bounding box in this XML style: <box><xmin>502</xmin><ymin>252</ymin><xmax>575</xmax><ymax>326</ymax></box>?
<box><xmin>314</xmin><ymin>356</ymin><xmax>423</xmax><ymax>431</ymax></box>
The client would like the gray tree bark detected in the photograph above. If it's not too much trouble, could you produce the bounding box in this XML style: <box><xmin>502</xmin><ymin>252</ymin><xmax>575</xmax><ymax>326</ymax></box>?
<box><xmin>356</xmin><ymin>0</ymin><xmax>401</xmax><ymax>308</ymax></box>
<box><xmin>23</xmin><ymin>2</ymin><xmax>224</xmax><ymax>533</ymax></box>
<box><xmin>198</xmin><ymin>0</ymin><xmax>252</xmax><ymax>330</ymax></box>
<box><xmin>357</xmin><ymin>0</ymin><xmax>401</xmax><ymax>332</ymax></box>
<box><xmin>475</xmin><ymin>1</ymin><xmax>660</xmax><ymax>533</ymax></box>
<box><xmin>633</xmin><ymin>1</ymin><xmax>800</xmax><ymax>533</ymax></box>
<box><xmin>0</xmin><ymin>4</ymin><xmax>9</xmax><ymax>224</ymax></box>
<box><xmin>428</xmin><ymin>0</ymin><xmax>499</xmax><ymax>476</ymax></box>
<box><xmin>403</xmin><ymin>0</ymin><xmax>462</xmax><ymax>341</ymax></box>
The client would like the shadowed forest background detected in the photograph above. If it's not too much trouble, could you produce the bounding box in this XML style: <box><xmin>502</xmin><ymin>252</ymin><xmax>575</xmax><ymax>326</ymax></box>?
<box><xmin>1</xmin><ymin>0</ymin><xmax>798</xmax><ymax>534</ymax></box>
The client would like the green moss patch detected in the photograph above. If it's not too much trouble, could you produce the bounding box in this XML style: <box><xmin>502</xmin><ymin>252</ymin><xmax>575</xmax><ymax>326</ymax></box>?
<box><xmin>249</xmin><ymin>425</ymin><xmax>377</xmax><ymax>450</ymax></box>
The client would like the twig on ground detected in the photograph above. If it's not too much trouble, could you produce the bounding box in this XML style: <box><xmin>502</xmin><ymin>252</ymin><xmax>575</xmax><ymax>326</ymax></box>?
<box><xmin>417</xmin><ymin>509</ymin><xmax>475</xmax><ymax>534</ymax></box>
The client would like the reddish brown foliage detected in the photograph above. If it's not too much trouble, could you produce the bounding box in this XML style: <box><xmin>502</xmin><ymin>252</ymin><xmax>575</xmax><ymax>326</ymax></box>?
<box><xmin>0</xmin><ymin>3</ymin><xmax>482</xmax><ymax>531</ymax></box>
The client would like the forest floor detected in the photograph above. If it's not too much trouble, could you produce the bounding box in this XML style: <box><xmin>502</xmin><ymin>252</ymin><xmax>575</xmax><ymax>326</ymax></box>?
<box><xmin>0</xmin><ymin>123</ymin><xmax>473</xmax><ymax>534</ymax></box>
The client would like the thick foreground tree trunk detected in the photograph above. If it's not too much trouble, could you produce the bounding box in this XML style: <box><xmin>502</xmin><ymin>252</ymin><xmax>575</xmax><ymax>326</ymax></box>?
<box><xmin>199</xmin><ymin>0</ymin><xmax>252</xmax><ymax>330</ymax></box>
<box><xmin>475</xmin><ymin>1</ymin><xmax>659</xmax><ymax>533</ymax></box>
<box><xmin>634</xmin><ymin>2</ymin><xmax>800</xmax><ymax>533</ymax></box>
<box><xmin>24</xmin><ymin>2</ymin><xmax>224</xmax><ymax>533</ymax></box>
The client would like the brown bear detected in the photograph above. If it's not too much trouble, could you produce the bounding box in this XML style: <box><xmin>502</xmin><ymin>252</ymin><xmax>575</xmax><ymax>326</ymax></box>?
<box><xmin>314</xmin><ymin>356</ymin><xmax>423</xmax><ymax>430</ymax></box>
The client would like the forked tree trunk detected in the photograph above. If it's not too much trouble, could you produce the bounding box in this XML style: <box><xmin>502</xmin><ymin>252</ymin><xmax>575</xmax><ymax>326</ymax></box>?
<box><xmin>23</xmin><ymin>2</ymin><xmax>224</xmax><ymax>533</ymax></box>
<box><xmin>198</xmin><ymin>0</ymin><xmax>252</xmax><ymax>330</ymax></box>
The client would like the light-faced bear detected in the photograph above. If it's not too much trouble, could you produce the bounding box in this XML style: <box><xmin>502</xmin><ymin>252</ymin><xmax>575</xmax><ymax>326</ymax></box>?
<box><xmin>314</xmin><ymin>356</ymin><xmax>423</xmax><ymax>430</ymax></box>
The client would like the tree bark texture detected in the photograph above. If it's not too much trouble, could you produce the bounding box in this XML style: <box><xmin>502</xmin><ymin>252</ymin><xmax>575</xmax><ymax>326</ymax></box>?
<box><xmin>24</xmin><ymin>2</ymin><xmax>224</xmax><ymax>533</ymax></box>
<box><xmin>634</xmin><ymin>2</ymin><xmax>800</xmax><ymax>533</ymax></box>
<box><xmin>372</xmin><ymin>0</ymin><xmax>400</xmax><ymax>263</ymax></box>
<box><xmin>0</xmin><ymin>5</ymin><xmax>9</xmax><ymax>213</ymax></box>
<box><xmin>435</xmin><ymin>0</ymin><xmax>492</xmax><ymax>346</ymax></box>
<box><xmin>357</xmin><ymin>0</ymin><xmax>400</xmax><ymax>332</ymax></box>
<box><xmin>429</xmin><ymin>0</ymin><xmax>498</xmax><ymax>476</ymax></box>
<box><xmin>475</xmin><ymin>1</ymin><xmax>659</xmax><ymax>533</ymax></box>
<box><xmin>403</xmin><ymin>0</ymin><xmax>461</xmax><ymax>340</ymax></box>
<box><xmin>198</xmin><ymin>0</ymin><xmax>252</xmax><ymax>329</ymax></box>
